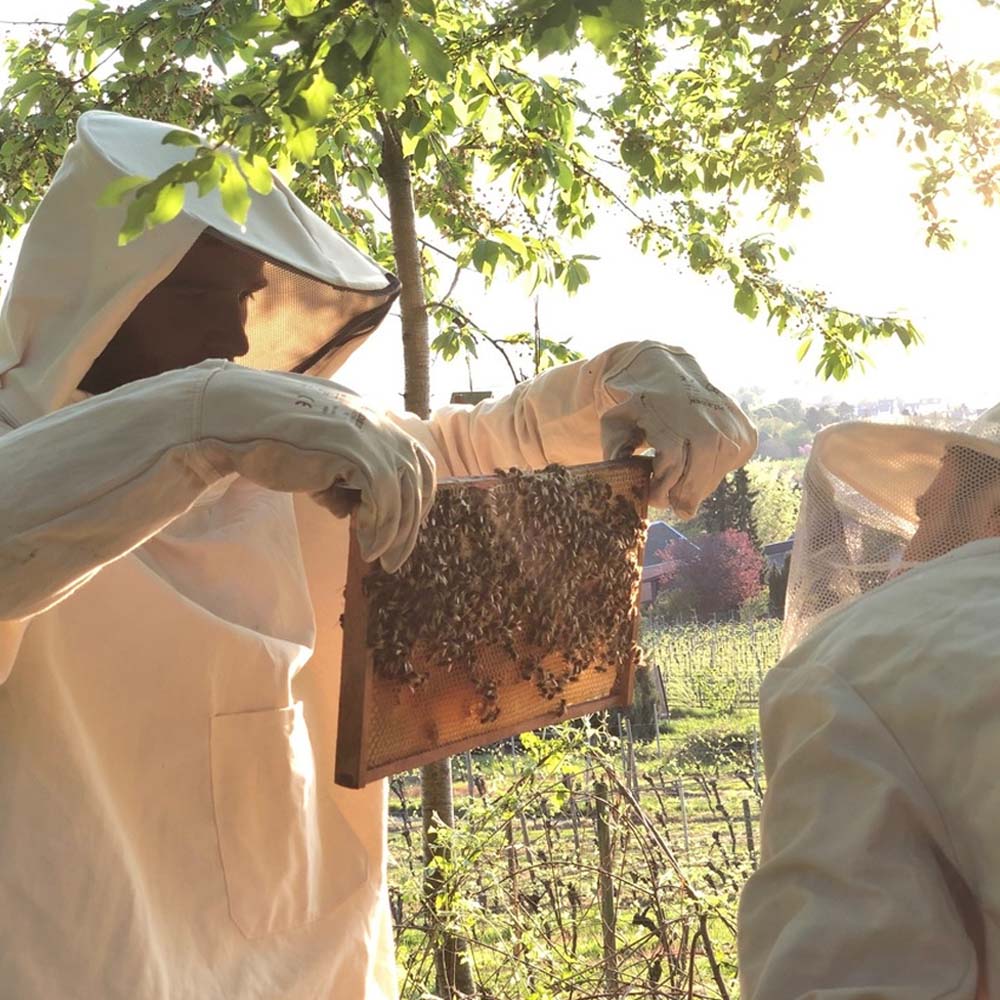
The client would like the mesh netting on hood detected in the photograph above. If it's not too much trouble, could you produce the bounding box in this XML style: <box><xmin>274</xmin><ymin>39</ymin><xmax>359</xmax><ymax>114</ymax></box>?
<box><xmin>218</xmin><ymin>234</ymin><xmax>396</xmax><ymax>376</ymax></box>
<box><xmin>0</xmin><ymin>110</ymin><xmax>398</xmax><ymax>426</ymax></box>
<box><xmin>783</xmin><ymin>408</ymin><xmax>1000</xmax><ymax>655</ymax></box>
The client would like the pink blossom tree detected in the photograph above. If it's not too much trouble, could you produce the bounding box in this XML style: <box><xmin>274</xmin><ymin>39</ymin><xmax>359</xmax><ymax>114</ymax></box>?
<box><xmin>672</xmin><ymin>530</ymin><xmax>765</xmax><ymax>618</ymax></box>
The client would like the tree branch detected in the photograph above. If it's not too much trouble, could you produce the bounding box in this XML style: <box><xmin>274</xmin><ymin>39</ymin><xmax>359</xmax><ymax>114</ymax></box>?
<box><xmin>800</xmin><ymin>1</ymin><xmax>895</xmax><ymax>126</ymax></box>
<box><xmin>366</xmin><ymin>196</ymin><xmax>461</xmax><ymax>262</ymax></box>
<box><xmin>429</xmin><ymin>301</ymin><xmax>523</xmax><ymax>385</ymax></box>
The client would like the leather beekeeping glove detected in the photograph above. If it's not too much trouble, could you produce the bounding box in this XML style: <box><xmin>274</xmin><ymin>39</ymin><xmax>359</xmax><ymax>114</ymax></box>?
<box><xmin>199</xmin><ymin>365</ymin><xmax>436</xmax><ymax>571</ymax></box>
<box><xmin>599</xmin><ymin>343</ymin><xmax>757</xmax><ymax>517</ymax></box>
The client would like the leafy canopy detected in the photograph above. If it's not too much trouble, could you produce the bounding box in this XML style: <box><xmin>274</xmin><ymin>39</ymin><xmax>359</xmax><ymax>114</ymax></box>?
<box><xmin>2</xmin><ymin>0</ymin><xmax>998</xmax><ymax>378</ymax></box>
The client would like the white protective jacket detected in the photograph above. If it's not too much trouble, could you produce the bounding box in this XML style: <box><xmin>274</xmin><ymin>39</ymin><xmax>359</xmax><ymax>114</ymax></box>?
<box><xmin>739</xmin><ymin>540</ymin><xmax>999</xmax><ymax>1000</ymax></box>
<box><xmin>0</xmin><ymin>112</ymin><xmax>754</xmax><ymax>999</ymax></box>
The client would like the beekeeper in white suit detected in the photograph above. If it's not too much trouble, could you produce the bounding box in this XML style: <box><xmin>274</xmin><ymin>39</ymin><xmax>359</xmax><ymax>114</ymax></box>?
<box><xmin>0</xmin><ymin>111</ymin><xmax>755</xmax><ymax>1000</ymax></box>
<box><xmin>739</xmin><ymin>413</ymin><xmax>1000</xmax><ymax>999</ymax></box>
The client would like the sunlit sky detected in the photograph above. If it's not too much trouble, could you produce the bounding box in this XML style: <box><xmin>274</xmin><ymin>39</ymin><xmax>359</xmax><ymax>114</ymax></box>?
<box><xmin>3</xmin><ymin>0</ymin><xmax>1000</xmax><ymax>411</ymax></box>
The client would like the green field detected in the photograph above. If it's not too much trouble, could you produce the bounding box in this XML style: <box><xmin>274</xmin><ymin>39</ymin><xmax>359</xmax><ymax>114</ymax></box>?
<box><xmin>387</xmin><ymin>619</ymin><xmax>780</xmax><ymax>999</ymax></box>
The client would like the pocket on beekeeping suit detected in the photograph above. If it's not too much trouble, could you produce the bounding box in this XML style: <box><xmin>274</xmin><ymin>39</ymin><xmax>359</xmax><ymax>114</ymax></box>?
<box><xmin>210</xmin><ymin>702</ymin><xmax>368</xmax><ymax>939</ymax></box>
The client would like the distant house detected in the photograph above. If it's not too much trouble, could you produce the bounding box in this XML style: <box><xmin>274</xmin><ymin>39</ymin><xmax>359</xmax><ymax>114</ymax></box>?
<box><xmin>857</xmin><ymin>398</ymin><xmax>902</xmax><ymax>420</ymax></box>
<box><xmin>908</xmin><ymin>398</ymin><xmax>946</xmax><ymax>417</ymax></box>
<box><xmin>639</xmin><ymin>562</ymin><xmax>671</xmax><ymax>606</ymax></box>
<box><xmin>639</xmin><ymin>521</ymin><xmax>699</xmax><ymax>605</ymax></box>
<box><xmin>643</xmin><ymin>520</ymin><xmax>698</xmax><ymax>566</ymax></box>
<box><xmin>762</xmin><ymin>537</ymin><xmax>794</xmax><ymax>571</ymax></box>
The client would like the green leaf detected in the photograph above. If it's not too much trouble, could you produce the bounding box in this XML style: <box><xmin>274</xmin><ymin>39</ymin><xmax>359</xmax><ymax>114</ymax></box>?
<box><xmin>410</xmin><ymin>0</ymin><xmax>436</xmax><ymax>13</ymax></box>
<box><xmin>479</xmin><ymin>103</ymin><xmax>503</xmax><ymax>143</ymax></box>
<box><xmin>431</xmin><ymin>329</ymin><xmax>460</xmax><ymax>361</ymax></box>
<box><xmin>688</xmin><ymin>237</ymin><xmax>711</xmax><ymax>270</ymax></box>
<box><xmin>536</xmin><ymin>25</ymin><xmax>573</xmax><ymax>58</ymax></box>
<box><xmin>322</xmin><ymin>41</ymin><xmax>362</xmax><ymax>90</ymax></box>
<box><xmin>285</xmin><ymin>0</ymin><xmax>318</xmax><ymax>15</ymax></box>
<box><xmin>795</xmin><ymin>337</ymin><xmax>813</xmax><ymax>362</ymax></box>
<box><xmin>619</xmin><ymin>130</ymin><xmax>647</xmax><ymax>169</ymax></box>
<box><xmin>286</xmin><ymin>125</ymin><xmax>318</xmax><ymax>163</ymax></box>
<box><xmin>239</xmin><ymin>154</ymin><xmax>273</xmax><ymax>196</ymax></box>
<box><xmin>236</xmin><ymin>12</ymin><xmax>282</xmax><ymax>34</ymax></box>
<box><xmin>161</xmin><ymin>129</ymin><xmax>202</xmax><ymax>147</ymax></box>
<box><xmin>219</xmin><ymin>162</ymin><xmax>252</xmax><ymax>226</ymax></box>
<box><xmin>275</xmin><ymin>149</ymin><xmax>294</xmax><ymax>184</ymax></box>
<box><xmin>494</xmin><ymin>229</ymin><xmax>528</xmax><ymax>258</ymax></box>
<box><xmin>348</xmin><ymin>19</ymin><xmax>379</xmax><ymax>60</ymax></box>
<box><xmin>97</xmin><ymin>174</ymin><xmax>150</xmax><ymax>207</ymax></box>
<box><xmin>299</xmin><ymin>70</ymin><xmax>336</xmax><ymax>123</ymax></box>
<box><xmin>610</xmin><ymin>0</ymin><xmax>645</xmax><ymax>28</ymax></box>
<box><xmin>196</xmin><ymin>154</ymin><xmax>225</xmax><ymax>197</ymax></box>
<box><xmin>370</xmin><ymin>34</ymin><xmax>412</xmax><ymax>109</ymax></box>
<box><xmin>471</xmin><ymin>238</ymin><xmax>500</xmax><ymax>279</ymax></box>
<box><xmin>120</xmin><ymin>36</ymin><xmax>143</xmax><ymax>70</ymax></box>
<box><xmin>581</xmin><ymin>13</ymin><xmax>622</xmax><ymax>51</ymax></box>
<box><xmin>148</xmin><ymin>182</ymin><xmax>185</xmax><ymax>226</ymax></box>
<box><xmin>119</xmin><ymin>192</ymin><xmax>155</xmax><ymax>246</ymax></box>
<box><xmin>564</xmin><ymin>257</ymin><xmax>590</xmax><ymax>292</ymax></box>
<box><xmin>405</xmin><ymin>18</ymin><xmax>451</xmax><ymax>83</ymax></box>
<box><xmin>16</xmin><ymin>85</ymin><xmax>43</xmax><ymax>117</ymax></box>
<box><xmin>734</xmin><ymin>280</ymin><xmax>760</xmax><ymax>319</ymax></box>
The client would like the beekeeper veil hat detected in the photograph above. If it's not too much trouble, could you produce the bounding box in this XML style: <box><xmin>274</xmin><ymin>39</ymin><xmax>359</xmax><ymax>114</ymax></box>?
<box><xmin>783</xmin><ymin>407</ymin><xmax>1000</xmax><ymax>654</ymax></box>
<box><xmin>0</xmin><ymin>110</ymin><xmax>399</xmax><ymax>426</ymax></box>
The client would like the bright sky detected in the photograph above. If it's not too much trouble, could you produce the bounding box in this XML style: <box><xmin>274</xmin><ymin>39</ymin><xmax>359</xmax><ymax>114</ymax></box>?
<box><xmin>3</xmin><ymin>0</ymin><xmax>1000</xmax><ymax>411</ymax></box>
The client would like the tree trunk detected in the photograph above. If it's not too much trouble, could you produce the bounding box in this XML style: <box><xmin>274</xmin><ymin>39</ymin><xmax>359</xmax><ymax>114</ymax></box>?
<box><xmin>422</xmin><ymin>759</ymin><xmax>476</xmax><ymax>997</ymax></box>
<box><xmin>378</xmin><ymin>113</ymin><xmax>476</xmax><ymax>1000</ymax></box>
<box><xmin>379</xmin><ymin>115</ymin><xmax>430</xmax><ymax>420</ymax></box>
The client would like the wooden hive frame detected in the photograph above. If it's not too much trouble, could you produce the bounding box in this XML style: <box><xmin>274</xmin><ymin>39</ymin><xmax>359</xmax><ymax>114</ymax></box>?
<box><xmin>335</xmin><ymin>457</ymin><xmax>652</xmax><ymax>788</ymax></box>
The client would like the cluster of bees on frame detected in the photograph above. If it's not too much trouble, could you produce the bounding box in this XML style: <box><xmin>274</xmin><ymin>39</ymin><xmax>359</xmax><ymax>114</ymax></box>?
<box><xmin>363</xmin><ymin>463</ymin><xmax>646</xmax><ymax>725</ymax></box>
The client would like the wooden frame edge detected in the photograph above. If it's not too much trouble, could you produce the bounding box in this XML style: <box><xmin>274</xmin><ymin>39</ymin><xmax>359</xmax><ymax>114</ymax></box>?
<box><xmin>335</xmin><ymin>528</ymin><xmax>373</xmax><ymax>789</ymax></box>
<box><xmin>353</xmin><ymin>693</ymin><xmax>629</xmax><ymax>786</ymax></box>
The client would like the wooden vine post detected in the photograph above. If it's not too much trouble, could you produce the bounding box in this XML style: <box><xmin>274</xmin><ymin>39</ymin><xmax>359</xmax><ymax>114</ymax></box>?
<box><xmin>594</xmin><ymin>780</ymin><xmax>619</xmax><ymax>996</ymax></box>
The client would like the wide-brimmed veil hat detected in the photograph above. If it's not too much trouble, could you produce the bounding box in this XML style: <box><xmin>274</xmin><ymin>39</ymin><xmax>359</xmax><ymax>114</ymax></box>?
<box><xmin>0</xmin><ymin>110</ymin><xmax>399</xmax><ymax>427</ymax></box>
<box><xmin>782</xmin><ymin>405</ymin><xmax>1000</xmax><ymax>654</ymax></box>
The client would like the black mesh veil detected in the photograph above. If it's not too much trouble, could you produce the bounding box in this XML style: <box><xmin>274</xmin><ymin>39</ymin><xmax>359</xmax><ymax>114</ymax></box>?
<box><xmin>222</xmin><ymin>232</ymin><xmax>400</xmax><ymax>376</ymax></box>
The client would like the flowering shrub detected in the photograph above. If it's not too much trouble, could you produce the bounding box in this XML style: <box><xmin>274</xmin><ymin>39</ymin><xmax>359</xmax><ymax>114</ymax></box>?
<box><xmin>651</xmin><ymin>544</ymin><xmax>680</xmax><ymax>585</ymax></box>
<box><xmin>672</xmin><ymin>530</ymin><xmax>765</xmax><ymax>618</ymax></box>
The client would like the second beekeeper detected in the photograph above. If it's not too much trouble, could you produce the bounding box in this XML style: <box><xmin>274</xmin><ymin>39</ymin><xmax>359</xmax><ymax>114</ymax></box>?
<box><xmin>739</xmin><ymin>410</ymin><xmax>1000</xmax><ymax>999</ymax></box>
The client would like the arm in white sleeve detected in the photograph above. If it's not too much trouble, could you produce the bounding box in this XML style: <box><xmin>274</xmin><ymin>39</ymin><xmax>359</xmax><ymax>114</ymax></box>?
<box><xmin>0</xmin><ymin>361</ymin><xmax>434</xmax><ymax>629</ymax></box>
<box><xmin>738</xmin><ymin>663</ymin><xmax>980</xmax><ymax>1000</ymax></box>
<box><xmin>0</xmin><ymin>364</ymin><xmax>223</xmax><ymax>625</ymax></box>
<box><xmin>389</xmin><ymin>340</ymin><xmax>756</xmax><ymax>513</ymax></box>
<box><xmin>390</xmin><ymin>344</ymin><xmax>626</xmax><ymax>476</ymax></box>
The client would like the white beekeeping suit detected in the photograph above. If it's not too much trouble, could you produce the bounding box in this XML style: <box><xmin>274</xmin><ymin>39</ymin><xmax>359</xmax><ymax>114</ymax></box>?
<box><xmin>739</xmin><ymin>412</ymin><xmax>1000</xmax><ymax>1000</ymax></box>
<box><xmin>0</xmin><ymin>111</ymin><xmax>755</xmax><ymax>1000</ymax></box>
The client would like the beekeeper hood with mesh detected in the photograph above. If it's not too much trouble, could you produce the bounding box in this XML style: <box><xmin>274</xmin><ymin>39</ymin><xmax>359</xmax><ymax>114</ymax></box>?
<box><xmin>783</xmin><ymin>407</ymin><xmax>1000</xmax><ymax>653</ymax></box>
<box><xmin>739</xmin><ymin>410</ymin><xmax>1000</xmax><ymax>1000</ymax></box>
<box><xmin>0</xmin><ymin>110</ymin><xmax>755</xmax><ymax>1000</ymax></box>
<box><xmin>0</xmin><ymin>110</ymin><xmax>400</xmax><ymax>425</ymax></box>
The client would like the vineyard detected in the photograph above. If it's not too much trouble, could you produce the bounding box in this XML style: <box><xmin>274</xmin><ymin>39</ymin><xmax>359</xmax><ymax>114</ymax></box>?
<box><xmin>386</xmin><ymin>618</ymin><xmax>782</xmax><ymax>999</ymax></box>
<box><xmin>645</xmin><ymin>617</ymin><xmax>780</xmax><ymax>717</ymax></box>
